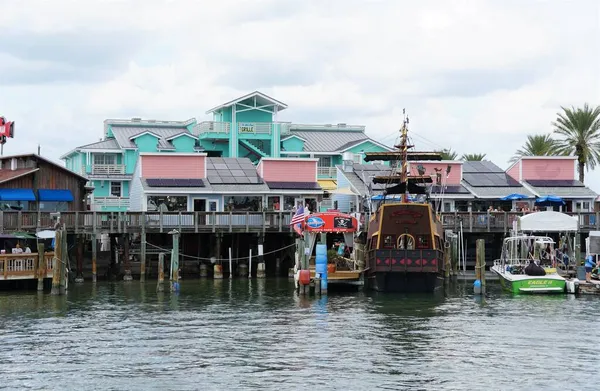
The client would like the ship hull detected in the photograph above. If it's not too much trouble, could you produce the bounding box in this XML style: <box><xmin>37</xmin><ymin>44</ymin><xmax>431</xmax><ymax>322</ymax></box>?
<box><xmin>368</xmin><ymin>272</ymin><xmax>443</xmax><ymax>293</ymax></box>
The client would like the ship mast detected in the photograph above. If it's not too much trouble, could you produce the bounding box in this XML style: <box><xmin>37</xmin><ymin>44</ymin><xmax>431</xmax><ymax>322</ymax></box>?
<box><xmin>398</xmin><ymin>110</ymin><xmax>410</xmax><ymax>202</ymax></box>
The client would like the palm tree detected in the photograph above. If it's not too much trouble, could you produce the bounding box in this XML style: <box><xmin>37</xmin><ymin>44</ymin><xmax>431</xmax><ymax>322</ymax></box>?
<box><xmin>510</xmin><ymin>134</ymin><xmax>559</xmax><ymax>163</ymax></box>
<box><xmin>436</xmin><ymin>148</ymin><xmax>458</xmax><ymax>160</ymax></box>
<box><xmin>552</xmin><ymin>104</ymin><xmax>600</xmax><ymax>183</ymax></box>
<box><xmin>461</xmin><ymin>153</ymin><xmax>486</xmax><ymax>161</ymax></box>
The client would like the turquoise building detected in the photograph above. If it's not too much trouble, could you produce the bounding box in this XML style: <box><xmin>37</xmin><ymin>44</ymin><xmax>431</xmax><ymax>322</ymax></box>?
<box><xmin>61</xmin><ymin>91</ymin><xmax>393</xmax><ymax>211</ymax></box>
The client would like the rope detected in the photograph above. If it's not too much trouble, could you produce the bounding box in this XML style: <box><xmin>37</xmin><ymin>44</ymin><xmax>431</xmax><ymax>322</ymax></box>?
<box><xmin>143</xmin><ymin>241</ymin><xmax>297</xmax><ymax>262</ymax></box>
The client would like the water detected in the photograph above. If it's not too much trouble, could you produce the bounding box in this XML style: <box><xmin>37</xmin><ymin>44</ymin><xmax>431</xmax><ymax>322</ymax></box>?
<box><xmin>0</xmin><ymin>279</ymin><xmax>593</xmax><ymax>390</ymax></box>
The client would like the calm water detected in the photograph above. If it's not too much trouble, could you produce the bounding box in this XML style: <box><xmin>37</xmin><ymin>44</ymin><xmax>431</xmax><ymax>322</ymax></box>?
<box><xmin>0</xmin><ymin>279</ymin><xmax>593</xmax><ymax>390</ymax></box>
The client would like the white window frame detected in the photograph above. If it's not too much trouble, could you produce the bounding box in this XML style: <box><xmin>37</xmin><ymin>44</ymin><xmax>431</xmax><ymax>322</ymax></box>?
<box><xmin>110</xmin><ymin>181</ymin><xmax>122</xmax><ymax>197</ymax></box>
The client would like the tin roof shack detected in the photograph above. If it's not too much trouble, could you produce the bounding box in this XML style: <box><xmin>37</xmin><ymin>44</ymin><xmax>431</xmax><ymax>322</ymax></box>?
<box><xmin>0</xmin><ymin>154</ymin><xmax>89</xmax><ymax>212</ymax></box>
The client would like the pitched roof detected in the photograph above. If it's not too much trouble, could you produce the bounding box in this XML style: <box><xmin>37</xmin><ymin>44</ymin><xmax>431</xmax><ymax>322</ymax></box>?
<box><xmin>461</xmin><ymin>184</ymin><xmax>535</xmax><ymax>199</ymax></box>
<box><xmin>0</xmin><ymin>154</ymin><xmax>88</xmax><ymax>182</ymax></box>
<box><xmin>288</xmin><ymin>130</ymin><xmax>369</xmax><ymax>152</ymax></box>
<box><xmin>0</xmin><ymin>168</ymin><xmax>39</xmax><ymax>184</ymax></box>
<box><xmin>112</xmin><ymin>127</ymin><xmax>191</xmax><ymax>149</ymax></box>
<box><xmin>206</xmin><ymin>91</ymin><xmax>287</xmax><ymax>114</ymax></box>
<box><xmin>523</xmin><ymin>180</ymin><xmax>597</xmax><ymax>198</ymax></box>
<box><xmin>79</xmin><ymin>138</ymin><xmax>120</xmax><ymax>150</ymax></box>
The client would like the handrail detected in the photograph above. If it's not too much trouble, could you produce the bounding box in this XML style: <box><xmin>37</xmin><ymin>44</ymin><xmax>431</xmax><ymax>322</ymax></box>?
<box><xmin>0</xmin><ymin>210</ymin><xmax>596</xmax><ymax>233</ymax></box>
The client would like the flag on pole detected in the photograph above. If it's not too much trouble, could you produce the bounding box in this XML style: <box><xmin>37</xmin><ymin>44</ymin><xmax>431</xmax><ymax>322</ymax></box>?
<box><xmin>290</xmin><ymin>205</ymin><xmax>307</xmax><ymax>236</ymax></box>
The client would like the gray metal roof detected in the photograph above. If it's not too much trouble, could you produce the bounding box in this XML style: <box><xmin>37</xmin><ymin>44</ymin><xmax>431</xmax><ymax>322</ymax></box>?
<box><xmin>462</xmin><ymin>183</ymin><xmax>536</xmax><ymax>199</ymax></box>
<box><xmin>112</xmin><ymin>127</ymin><xmax>191</xmax><ymax>149</ymax></box>
<box><xmin>524</xmin><ymin>181</ymin><xmax>597</xmax><ymax>198</ymax></box>
<box><xmin>287</xmin><ymin>130</ymin><xmax>368</xmax><ymax>152</ymax></box>
<box><xmin>336</xmin><ymin>164</ymin><xmax>391</xmax><ymax>196</ymax></box>
<box><xmin>79</xmin><ymin>138</ymin><xmax>121</xmax><ymax>150</ymax></box>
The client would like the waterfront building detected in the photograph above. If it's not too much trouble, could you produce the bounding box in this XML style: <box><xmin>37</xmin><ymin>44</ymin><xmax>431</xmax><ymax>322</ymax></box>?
<box><xmin>61</xmin><ymin>91</ymin><xmax>392</xmax><ymax>212</ymax></box>
<box><xmin>0</xmin><ymin>154</ymin><xmax>90</xmax><ymax>212</ymax></box>
<box><xmin>128</xmin><ymin>153</ymin><xmax>325</xmax><ymax>214</ymax></box>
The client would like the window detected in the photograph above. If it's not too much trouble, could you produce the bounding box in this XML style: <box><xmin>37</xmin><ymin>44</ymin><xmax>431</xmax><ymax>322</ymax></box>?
<box><xmin>417</xmin><ymin>235</ymin><xmax>430</xmax><ymax>249</ymax></box>
<box><xmin>147</xmin><ymin>196</ymin><xmax>187</xmax><ymax>212</ymax></box>
<box><xmin>283</xmin><ymin>196</ymin><xmax>296</xmax><ymax>211</ymax></box>
<box><xmin>39</xmin><ymin>202</ymin><xmax>68</xmax><ymax>212</ymax></box>
<box><xmin>443</xmin><ymin>202</ymin><xmax>452</xmax><ymax>212</ymax></box>
<box><xmin>353</xmin><ymin>154</ymin><xmax>362</xmax><ymax>163</ymax></box>
<box><xmin>383</xmin><ymin>235</ymin><xmax>395</xmax><ymax>249</ymax></box>
<box><xmin>267</xmin><ymin>196</ymin><xmax>281</xmax><ymax>211</ymax></box>
<box><xmin>577</xmin><ymin>201</ymin><xmax>591</xmax><ymax>212</ymax></box>
<box><xmin>110</xmin><ymin>181</ymin><xmax>122</xmax><ymax>197</ymax></box>
<box><xmin>94</xmin><ymin>154</ymin><xmax>116</xmax><ymax>165</ymax></box>
<box><xmin>318</xmin><ymin>156</ymin><xmax>332</xmax><ymax>167</ymax></box>
<box><xmin>0</xmin><ymin>201</ymin><xmax>29</xmax><ymax>211</ymax></box>
<box><xmin>225</xmin><ymin>196</ymin><xmax>262</xmax><ymax>211</ymax></box>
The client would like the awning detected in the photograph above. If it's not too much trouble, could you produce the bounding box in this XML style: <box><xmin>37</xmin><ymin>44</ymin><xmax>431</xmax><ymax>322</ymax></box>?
<box><xmin>318</xmin><ymin>180</ymin><xmax>337</xmax><ymax>191</ymax></box>
<box><xmin>329</xmin><ymin>187</ymin><xmax>357</xmax><ymax>195</ymax></box>
<box><xmin>12</xmin><ymin>231</ymin><xmax>37</xmax><ymax>240</ymax></box>
<box><xmin>0</xmin><ymin>188</ymin><xmax>36</xmax><ymax>201</ymax></box>
<box><xmin>38</xmin><ymin>189</ymin><xmax>74</xmax><ymax>202</ymax></box>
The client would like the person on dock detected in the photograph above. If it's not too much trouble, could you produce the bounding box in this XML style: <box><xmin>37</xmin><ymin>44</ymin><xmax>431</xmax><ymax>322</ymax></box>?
<box><xmin>584</xmin><ymin>255</ymin><xmax>597</xmax><ymax>283</ymax></box>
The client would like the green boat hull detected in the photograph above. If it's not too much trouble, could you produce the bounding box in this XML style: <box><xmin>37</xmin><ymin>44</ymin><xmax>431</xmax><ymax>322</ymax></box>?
<box><xmin>498</xmin><ymin>275</ymin><xmax>566</xmax><ymax>294</ymax></box>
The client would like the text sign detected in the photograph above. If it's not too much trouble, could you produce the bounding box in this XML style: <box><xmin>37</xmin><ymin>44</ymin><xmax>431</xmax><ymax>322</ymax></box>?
<box><xmin>303</xmin><ymin>212</ymin><xmax>358</xmax><ymax>233</ymax></box>
<box><xmin>239</xmin><ymin>123</ymin><xmax>255</xmax><ymax>134</ymax></box>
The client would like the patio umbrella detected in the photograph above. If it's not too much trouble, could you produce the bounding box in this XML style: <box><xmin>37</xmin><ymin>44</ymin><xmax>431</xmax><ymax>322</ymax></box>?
<box><xmin>371</xmin><ymin>194</ymin><xmax>416</xmax><ymax>201</ymax></box>
<box><xmin>500</xmin><ymin>193</ymin><xmax>528</xmax><ymax>201</ymax></box>
<box><xmin>13</xmin><ymin>231</ymin><xmax>37</xmax><ymax>240</ymax></box>
<box><xmin>535</xmin><ymin>195</ymin><xmax>565</xmax><ymax>206</ymax></box>
<box><xmin>36</xmin><ymin>230</ymin><xmax>56</xmax><ymax>239</ymax></box>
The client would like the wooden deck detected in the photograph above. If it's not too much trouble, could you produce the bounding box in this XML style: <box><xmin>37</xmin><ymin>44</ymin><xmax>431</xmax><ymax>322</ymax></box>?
<box><xmin>309</xmin><ymin>268</ymin><xmax>363</xmax><ymax>285</ymax></box>
<box><xmin>0</xmin><ymin>210</ymin><xmax>597</xmax><ymax>234</ymax></box>
<box><xmin>0</xmin><ymin>252</ymin><xmax>55</xmax><ymax>280</ymax></box>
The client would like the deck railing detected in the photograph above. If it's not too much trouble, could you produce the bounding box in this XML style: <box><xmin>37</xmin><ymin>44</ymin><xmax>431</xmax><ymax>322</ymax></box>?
<box><xmin>91</xmin><ymin>164</ymin><xmax>125</xmax><ymax>175</ymax></box>
<box><xmin>0</xmin><ymin>252</ymin><xmax>55</xmax><ymax>280</ymax></box>
<box><xmin>0</xmin><ymin>211</ymin><xmax>597</xmax><ymax>233</ymax></box>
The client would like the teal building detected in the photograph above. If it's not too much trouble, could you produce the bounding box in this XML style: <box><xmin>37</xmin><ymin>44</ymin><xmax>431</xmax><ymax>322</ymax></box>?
<box><xmin>61</xmin><ymin>91</ymin><xmax>393</xmax><ymax>211</ymax></box>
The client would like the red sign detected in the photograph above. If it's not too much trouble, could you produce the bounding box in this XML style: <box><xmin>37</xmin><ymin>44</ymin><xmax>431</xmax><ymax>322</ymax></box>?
<box><xmin>303</xmin><ymin>212</ymin><xmax>358</xmax><ymax>233</ymax></box>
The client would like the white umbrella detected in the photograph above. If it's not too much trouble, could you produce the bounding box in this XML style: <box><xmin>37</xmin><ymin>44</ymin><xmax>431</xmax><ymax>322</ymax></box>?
<box><xmin>36</xmin><ymin>230</ymin><xmax>56</xmax><ymax>239</ymax></box>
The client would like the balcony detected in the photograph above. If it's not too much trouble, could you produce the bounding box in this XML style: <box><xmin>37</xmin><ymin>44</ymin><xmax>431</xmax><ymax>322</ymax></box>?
<box><xmin>93</xmin><ymin>197</ymin><xmax>130</xmax><ymax>210</ymax></box>
<box><xmin>289</xmin><ymin>123</ymin><xmax>366</xmax><ymax>132</ymax></box>
<box><xmin>317</xmin><ymin>166</ymin><xmax>337</xmax><ymax>178</ymax></box>
<box><xmin>194</xmin><ymin>121</ymin><xmax>231</xmax><ymax>135</ymax></box>
<box><xmin>90</xmin><ymin>164</ymin><xmax>125</xmax><ymax>176</ymax></box>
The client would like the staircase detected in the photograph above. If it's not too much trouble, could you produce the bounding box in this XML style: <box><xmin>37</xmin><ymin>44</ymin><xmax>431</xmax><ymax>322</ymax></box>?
<box><xmin>239</xmin><ymin>140</ymin><xmax>267</xmax><ymax>161</ymax></box>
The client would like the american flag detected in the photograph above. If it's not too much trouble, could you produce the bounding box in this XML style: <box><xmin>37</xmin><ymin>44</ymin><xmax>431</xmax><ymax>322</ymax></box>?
<box><xmin>290</xmin><ymin>205</ymin><xmax>308</xmax><ymax>235</ymax></box>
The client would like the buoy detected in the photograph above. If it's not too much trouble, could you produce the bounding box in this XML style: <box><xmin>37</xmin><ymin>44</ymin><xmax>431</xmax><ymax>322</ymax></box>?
<box><xmin>473</xmin><ymin>279</ymin><xmax>482</xmax><ymax>295</ymax></box>
<box><xmin>299</xmin><ymin>269</ymin><xmax>311</xmax><ymax>286</ymax></box>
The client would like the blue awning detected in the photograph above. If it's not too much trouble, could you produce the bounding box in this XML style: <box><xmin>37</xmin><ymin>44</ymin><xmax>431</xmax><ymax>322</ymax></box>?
<box><xmin>38</xmin><ymin>189</ymin><xmax>74</xmax><ymax>202</ymax></box>
<box><xmin>0</xmin><ymin>189</ymin><xmax>36</xmax><ymax>201</ymax></box>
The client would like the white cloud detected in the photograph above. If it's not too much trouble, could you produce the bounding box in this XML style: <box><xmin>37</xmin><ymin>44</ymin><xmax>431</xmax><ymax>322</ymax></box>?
<box><xmin>1</xmin><ymin>0</ymin><xmax>600</xmax><ymax>191</ymax></box>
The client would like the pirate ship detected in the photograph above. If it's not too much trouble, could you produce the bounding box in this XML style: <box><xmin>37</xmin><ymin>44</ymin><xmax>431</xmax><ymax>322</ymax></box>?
<box><xmin>363</xmin><ymin>112</ymin><xmax>446</xmax><ymax>292</ymax></box>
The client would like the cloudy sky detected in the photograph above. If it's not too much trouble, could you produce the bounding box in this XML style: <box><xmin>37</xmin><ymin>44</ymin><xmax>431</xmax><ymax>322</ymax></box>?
<box><xmin>1</xmin><ymin>0</ymin><xmax>599</xmax><ymax>189</ymax></box>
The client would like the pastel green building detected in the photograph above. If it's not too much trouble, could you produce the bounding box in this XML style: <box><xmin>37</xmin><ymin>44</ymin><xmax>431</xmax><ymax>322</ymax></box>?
<box><xmin>61</xmin><ymin>91</ymin><xmax>393</xmax><ymax>211</ymax></box>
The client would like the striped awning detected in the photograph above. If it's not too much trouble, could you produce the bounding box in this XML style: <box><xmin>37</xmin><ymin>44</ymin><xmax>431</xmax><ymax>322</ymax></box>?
<box><xmin>318</xmin><ymin>180</ymin><xmax>337</xmax><ymax>191</ymax></box>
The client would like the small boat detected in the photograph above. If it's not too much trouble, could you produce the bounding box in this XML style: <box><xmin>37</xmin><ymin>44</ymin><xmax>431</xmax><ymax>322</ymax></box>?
<box><xmin>491</xmin><ymin>235</ymin><xmax>566</xmax><ymax>294</ymax></box>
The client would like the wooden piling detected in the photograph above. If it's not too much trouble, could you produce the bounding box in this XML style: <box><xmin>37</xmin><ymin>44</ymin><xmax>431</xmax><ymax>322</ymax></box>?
<box><xmin>140</xmin><ymin>231</ymin><xmax>146</xmax><ymax>283</ymax></box>
<box><xmin>444</xmin><ymin>244</ymin><xmax>451</xmax><ymax>279</ymax></box>
<box><xmin>157</xmin><ymin>253</ymin><xmax>165</xmax><ymax>292</ymax></box>
<box><xmin>37</xmin><ymin>243</ymin><xmax>45</xmax><ymax>291</ymax></box>
<box><xmin>60</xmin><ymin>230</ymin><xmax>67</xmax><ymax>295</ymax></box>
<box><xmin>75</xmin><ymin>234</ymin><xmax>84</xmax><ymax>283</ymax></box>
<box><xmin>476</xmin><ymin>238</ymin><xmax>486</xmax><ymax>291</ymax></box>
<box><xmin>123</xmin><ymin>233</ymin><xmax>132</xmax><ymax>281</ymax></box>
<box><xmin>170</xmin><ymin>230</ymin><xmax>180</xmax><ymax>291</ymax></box>
<box><xmin>51</xmin><ymin>230</ymin><xmax>62</xmax><ymax>295</ymax></box>
<box><xmin>91</xmin><ymin>234</ymin><xmax>97</xmax><ymax>283</ymax></box>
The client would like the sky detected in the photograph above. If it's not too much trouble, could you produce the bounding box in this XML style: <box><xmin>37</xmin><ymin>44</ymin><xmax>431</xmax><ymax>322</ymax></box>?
<box><xmin>1</xmin><ymin>0</ymin><xmax>599</xmax><ymax>189</ymax></box>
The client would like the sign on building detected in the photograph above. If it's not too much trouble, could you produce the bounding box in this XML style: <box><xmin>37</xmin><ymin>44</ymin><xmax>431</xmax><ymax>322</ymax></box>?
<box><xmin>239</xmin><ymin>123</ymin><xmax>255</xmax><ymax>134</ymax></box>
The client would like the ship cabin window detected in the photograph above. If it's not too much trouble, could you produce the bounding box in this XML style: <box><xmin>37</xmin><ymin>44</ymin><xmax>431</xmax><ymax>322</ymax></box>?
<box><xmin>370</xmin><ymin>235</ymin><xmax>378</xmax><ymax>250</ymax></box>
<box><xmin>417</xmin><ymin>235</ymin><xmax>430</xmax><ymax>249</ymax></box>
<box><xmin>434</xmin><ymin>235</ymin><xmax>442</xmax><ymax>250</ymax></box>
<box><xmin>383</xmin><ymin>235</ymin><xmax>396</xmax><ymax>249</ymax></box>
<box><xmin>397</xmin><ymin>234</ymin><xmax>415</xmax><ymax>250</ymax></box>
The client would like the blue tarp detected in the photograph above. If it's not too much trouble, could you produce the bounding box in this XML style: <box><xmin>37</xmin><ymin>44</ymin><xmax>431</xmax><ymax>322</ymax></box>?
<box><xmin>500</xmin><ymin>193</ymin><xmax>528</xmax><ymax>201</ymax></box>
<box><xmin>0</xmin><ymin>188</ymin><xmax>36</xmax><ymax>201</ymax></box>
<box><xmin>38</xmin><ymin>189</ymin><xmax>74</xmax><ymax>202</ymax></box>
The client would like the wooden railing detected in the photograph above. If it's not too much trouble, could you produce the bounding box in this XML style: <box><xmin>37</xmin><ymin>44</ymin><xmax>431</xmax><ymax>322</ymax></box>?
<box><xmin>0</xmin><ymin>211</ymin><xmax>597</xmax><ymax>234</ymax></box>
<box><xmin>0</xmin><ymin>252</ymin><xmax>55</xmax><ymax>280</ymax></box>
<box><xmin>91</xmin><ymin>164</ymin><xmax>125</xmax><ymax>175</ymax></box>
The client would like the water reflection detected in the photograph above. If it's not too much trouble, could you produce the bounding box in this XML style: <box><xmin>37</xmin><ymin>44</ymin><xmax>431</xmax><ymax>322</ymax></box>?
<box><xmin>0</xmin><ymin>280</ymin><xmax>596</xmax><ymax>390</ymax></box>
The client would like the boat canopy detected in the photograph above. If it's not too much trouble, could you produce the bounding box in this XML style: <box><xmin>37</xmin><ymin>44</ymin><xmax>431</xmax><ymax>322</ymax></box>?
<box><xmin>518</xmin><ymin>211</ymin><xmax>578</xmax><ymax>232</ymax></box>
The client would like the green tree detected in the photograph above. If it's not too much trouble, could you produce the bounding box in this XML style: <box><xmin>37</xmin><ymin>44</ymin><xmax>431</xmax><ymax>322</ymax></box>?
<box><xmin>461</xmin><ymin>153</ymin><xmax>487</xmax><ymax>161</ymax></box>
<box><xmin>510</xmin><ymin>134</ymin><xmax>559</xmax><ymax>163</ymax></box>
<box><xmin>553</xmin><ymin>104</ymin><xmax>600</xmax><ymax>183</ymax></box>
<box><xmin>436</xmin><ymin>148</ymin><xmax>459</xmax><ymax>160</ymax></box>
